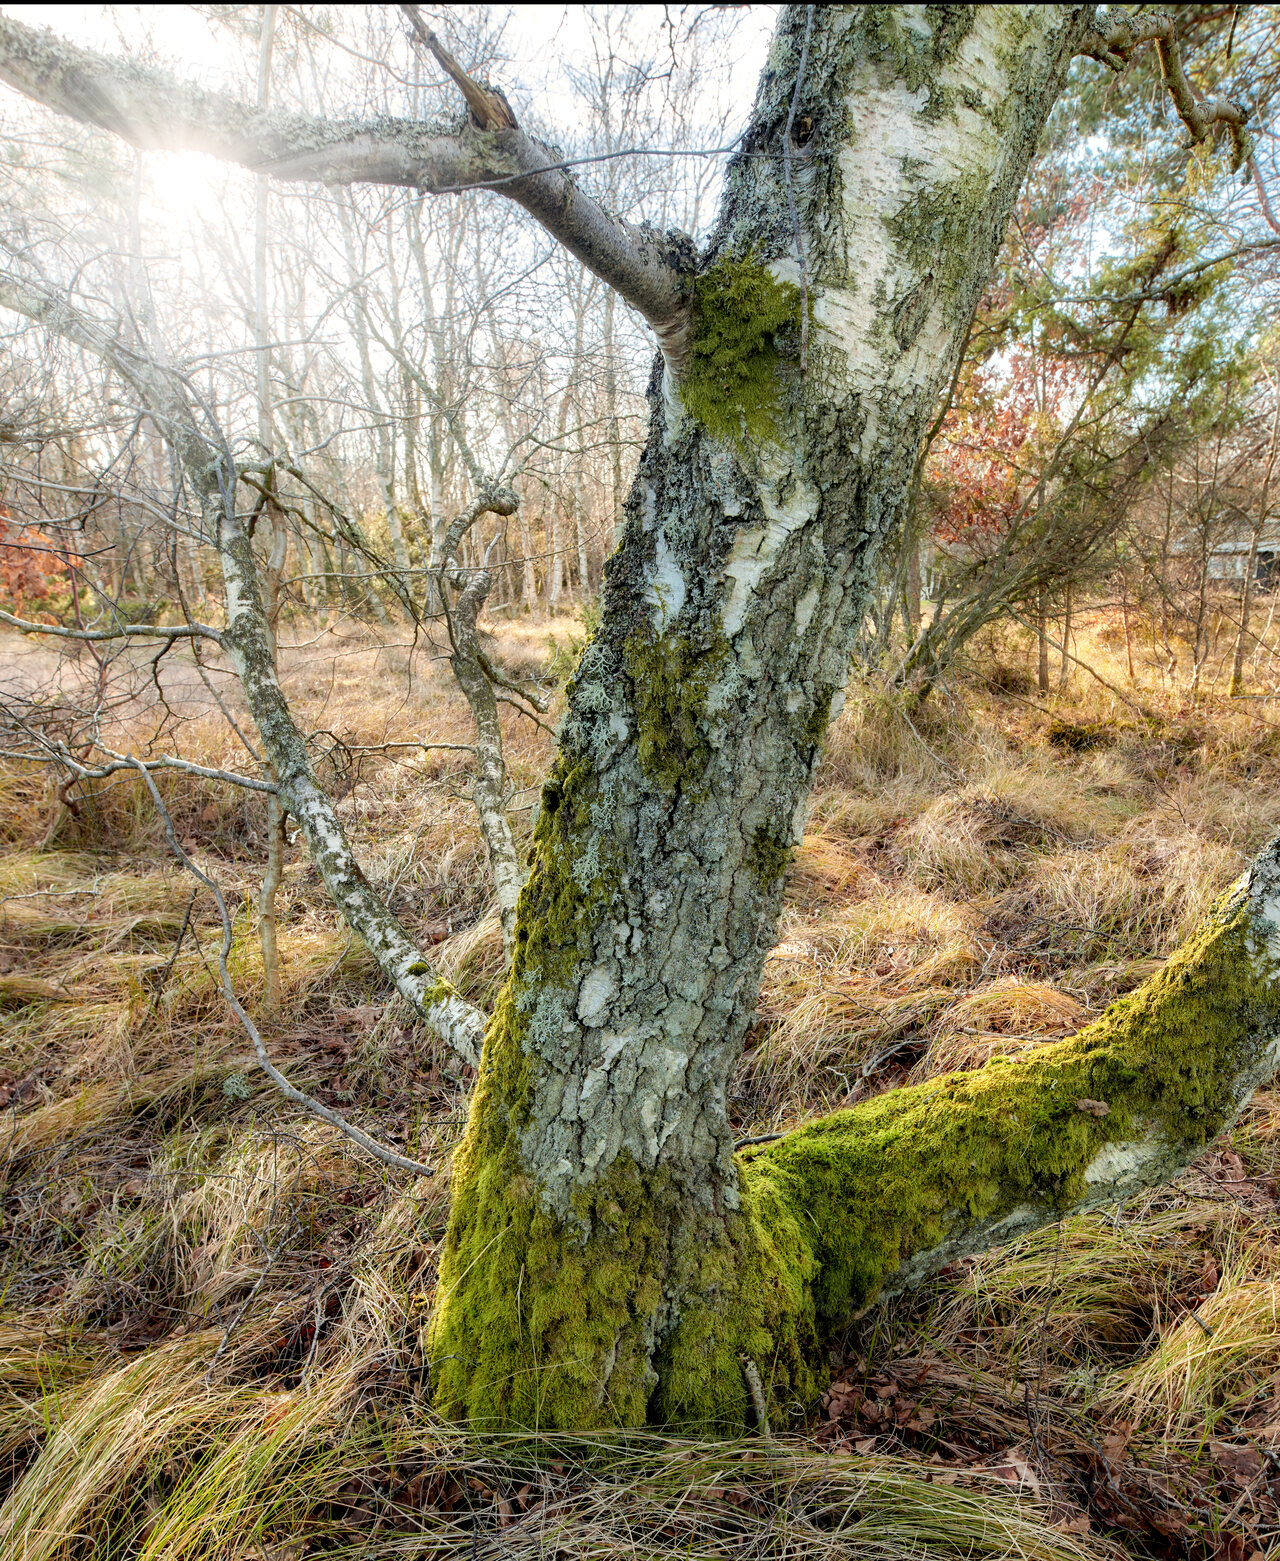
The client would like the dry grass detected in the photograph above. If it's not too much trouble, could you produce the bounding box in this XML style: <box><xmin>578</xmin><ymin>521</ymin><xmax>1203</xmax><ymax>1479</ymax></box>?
<box><xmin>4</xmin><ymin>609</ymin><xmax>1280</xmax><ymax>1557</ymax></box>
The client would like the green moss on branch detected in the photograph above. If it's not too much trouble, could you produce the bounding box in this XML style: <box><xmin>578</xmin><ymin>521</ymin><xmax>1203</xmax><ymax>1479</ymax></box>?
<box><xmin>743</xmin><ymin>885</ymin><xmax>1280</xmax><ymax>1329</ymax></box>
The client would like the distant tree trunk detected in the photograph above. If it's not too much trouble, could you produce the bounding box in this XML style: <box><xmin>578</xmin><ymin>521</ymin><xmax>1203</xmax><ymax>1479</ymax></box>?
<box><xmin>1119</xmin><ymin>568</ymin><xmax>1135</xmax><ymax>680</ymax></box>
<box><xmin>252</xmin><ymin>2</ymin><xmax>286</xmax><ymax>1019</ymax></box>
<box><xmin>1232</xmin><ymin>377</ymin><xmax>1280</xmax><ymax>695</ymax></box>
<box><xmin>337</xmin><ymin>198</ymin><xmax>409</xmax><ymax>578</ymax></box>
<box><xmin>574</xmin><ymin>467</ymin><xmax>591</xmax><ymax>600</ymax></box>
<box><xmin>430</xmin><ymin>4</ymin><xmax>1099</xmax><ymax>1433</ymax></box>
<box><xmin>905</xmin><ymin>541</ymin><xmax>921</xmax><ymax>634</ymax></box>
<box><xmin>518</xmin><ymin>504</ymin><xmax>538</xmax><ymax>614</ymax></box>
<box><xmin>1059</xmin><ymin>581</ymin><xmax>1073</xmax><ymax>688</ymax></box>
<box><xmin>1037</xmin><ymin>587</ymin><xmax>1050</xmax><ymax>695</ymax></box>
<box><xmin>1191</xmin><ymin>529</ymin><xmax>1210</xmax><ymax>695</ymax></box>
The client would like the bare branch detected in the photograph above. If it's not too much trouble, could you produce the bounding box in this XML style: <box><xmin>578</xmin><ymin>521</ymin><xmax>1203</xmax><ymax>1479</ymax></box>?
<box><xmin>0</xmin><ymin>14</ymin><xmax>693</xmax><ymax>366</ymax></box>
<box><xmin>1081</xmin><ymin>9</ymin><xmax>1251</xmax><ymax>168</ymax></box>
<box><xmin>0</xmin><ymin>607</ymin><xmax>222</xmax><ymax>643</ymax></box>
<box><xmin>57</xmin><ymin>745</ymin><xmax>280</xmax><ymax>796</ymax></box>
<box><xmin>438</xmin><ymin>499</ymin><xmax>530</xmax><ymax>961</ymax></box>
<box><xmin>401</xmin><ymin>7</ymin><xmax>517</xmax><ymax>131</ymax></box>
<box><xmin>127</xmin><ymin>756</ymin><xmax>437</xmax><ymax>1178</ymax></box>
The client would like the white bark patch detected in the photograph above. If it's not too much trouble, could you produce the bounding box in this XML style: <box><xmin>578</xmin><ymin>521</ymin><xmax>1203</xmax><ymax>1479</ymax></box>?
<box><xmin>810</xmin><ymin>12</ymin><xmax>1063</xmax><ymax>455</ymax></box>
<box><xmin>793</xmin><ymin>584</ymin><xmax>821</xmax><ymax>638</ymax></box>
<box><xmin>577</xmin><ymin>963</ymin><xmax>618</xmax><ymax>1028</ymax></box>
<box><xmin>720</xmin><ymin>463</ymin><xmax>818</xmax><ymax>637</ymax></box>
<box><xmin>640</xmin><ymin>482</ymin><xmax>658</xmax><ymax>532</ymax></box>
<box><xmin>1083</xmin><ymin>1136</ymin><xmax>1164</xmax><ymax>1188</ymax></box>
<box><xmin>644</xmin><ymin>529</ymin><xmax>686</xmax><ymax>632</ymax></box>
<box><xmin>599</xmin><ymin>1033</ymin><xmax>631</xmax><ymax>1070</ymax></box>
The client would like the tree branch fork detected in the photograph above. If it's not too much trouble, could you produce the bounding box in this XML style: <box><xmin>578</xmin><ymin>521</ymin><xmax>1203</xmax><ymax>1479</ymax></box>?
<box><xmin>0</xmin><ymin>13</ymin><xmax>694</xmax><ymax>369</ymax></box>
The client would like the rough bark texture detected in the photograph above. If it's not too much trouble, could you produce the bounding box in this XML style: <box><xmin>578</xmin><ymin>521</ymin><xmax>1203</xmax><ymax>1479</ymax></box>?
<box><xmin>430</xmin><ymin>5</ymin><xmax>1097</xmax><ymax>1431</ymax></box>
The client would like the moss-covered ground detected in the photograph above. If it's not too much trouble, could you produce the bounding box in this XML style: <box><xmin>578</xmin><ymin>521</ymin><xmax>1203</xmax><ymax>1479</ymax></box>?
<box><xmin>3</xmin><ymin>609</ymin><xmax>1280</xmax><ymax>1557</ymax></box>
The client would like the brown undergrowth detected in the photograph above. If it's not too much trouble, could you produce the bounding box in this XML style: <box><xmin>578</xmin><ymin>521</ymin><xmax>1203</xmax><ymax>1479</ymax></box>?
<box><xmin>2</xmin><ymin>613</ymin><xmax>1280</xmax><ymax>1558</ymax></box>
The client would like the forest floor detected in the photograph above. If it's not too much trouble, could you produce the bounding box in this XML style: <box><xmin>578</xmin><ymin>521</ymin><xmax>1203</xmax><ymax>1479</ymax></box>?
<box><xmin>2</xmin><ymin>607</ymin><xmax>1279</xmax><ymax>1561</ymax></box>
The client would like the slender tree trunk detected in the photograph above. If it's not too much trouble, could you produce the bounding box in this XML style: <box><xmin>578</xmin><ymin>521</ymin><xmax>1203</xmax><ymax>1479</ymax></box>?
<box><xmin>430</xmin><ymin>4</ymin><xmax>1095</xmax><ymax>1433</ymax></box>
<box><xmin>1232</xmin><ymin>528</ymin><xmax>1263</xmax><ymax>696</ymax></box>
<box><xmin>252</xmin><ymin>2</ymin><xmax>288</xmax><ymax>1016</ymax></box>
<box><xmin>1059</xmin><ymin>581</ymin><xmax>1072</xmax><ymax>688</ymax></box>
<box><xmin>1119</xmin><ymin>567</ymin><xmax>1135</xmax><ymax>680</ymax></box>
<box><xmin>905</xmin><ymin>540</ymin><xmax>921</xmax><ymax>635</ymax></box>
<box><xmin>1157</xmin><ymin>468</ymin><xmax>1176</xmax><ymax>682</ymax></box>
<box><xmin>1037</xmin><ymin>588</ymin><xmax>1050</xmax><ymax>696</ymax></box>
<box><xmin>1232</xmin><ymin>378</ymin><xmax>1280</xmax><ymax>695</ymax></box>
<box><xmin>337</xmin><ymin>199</ymin><xmax>409</xmax><ymax>578</ymax></box>
<box><xmin>574</xmin><ymin>469</ymin><xmax>591</xmax><ymax>601</ymax></box>
<box><xmin>518</xmin><ymin>504</ymin><xmax>538</xmax><ymax>614</ymax></box>
<box><xmin>547</xmin><ymin>504</ymin><xmax>562</xmax><ymax>614</ymax></box>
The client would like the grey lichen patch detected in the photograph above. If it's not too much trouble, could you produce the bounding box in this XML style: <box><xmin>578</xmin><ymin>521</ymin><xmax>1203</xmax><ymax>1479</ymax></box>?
<box><xmin>886</xmin><ymin>169</ymin><xmax>992</xmax><ymax>293</ymax></box>
<box><xmin>858</xmin><ymin>4</ymin><xmax>978</xmax><ymax>94</ymax></box>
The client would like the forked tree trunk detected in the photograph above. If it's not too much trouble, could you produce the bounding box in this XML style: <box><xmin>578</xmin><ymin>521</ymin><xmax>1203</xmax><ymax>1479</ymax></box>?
<box><xmin>429</xmin><ymin>6</ymin><xmax>1101</xmax><ymax>1430</ymax></box>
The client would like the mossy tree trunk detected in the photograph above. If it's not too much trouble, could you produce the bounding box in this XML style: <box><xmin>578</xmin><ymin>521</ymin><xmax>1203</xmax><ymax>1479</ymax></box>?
<box><xmin>429</xmin><ymin>6</ymin><xmax>1107</xmax><ymax>1431</ymax></box>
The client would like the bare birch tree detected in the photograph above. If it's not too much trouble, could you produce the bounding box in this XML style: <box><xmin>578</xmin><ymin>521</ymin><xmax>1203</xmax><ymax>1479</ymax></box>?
<box><xmin>1</xmin><ymin>5</ymin><xmax>1275</xmax><ymax>1438</ymax></box>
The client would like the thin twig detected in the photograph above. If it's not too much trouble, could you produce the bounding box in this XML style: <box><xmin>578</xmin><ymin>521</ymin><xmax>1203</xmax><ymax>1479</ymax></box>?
<box><xmin>124</xmin><ymin>758</ymin><xmax>436</xmax><ymax>1178</ymax></box>
<box><xmin>740</xmin><ymin>1354</ymin><xmax>774</xmax><ymax>1441</ymax></box>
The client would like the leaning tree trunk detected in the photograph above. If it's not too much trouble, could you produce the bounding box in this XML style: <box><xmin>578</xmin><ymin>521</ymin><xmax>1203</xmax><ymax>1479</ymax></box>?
<box><xmin>429</xmin><ymin>6</ymin><xmax>1101</xmax><ymax>1430</ymax></box>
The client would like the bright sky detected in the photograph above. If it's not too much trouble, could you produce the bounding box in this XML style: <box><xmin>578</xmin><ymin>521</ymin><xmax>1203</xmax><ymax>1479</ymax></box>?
<box><xmin>3</xmin><ymin>4</ymin><xmax>779</xmax><ymax>224</ymax></box>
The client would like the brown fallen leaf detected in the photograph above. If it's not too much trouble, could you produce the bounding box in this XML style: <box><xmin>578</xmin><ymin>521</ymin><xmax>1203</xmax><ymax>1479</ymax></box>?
<box><xmin>1076</xmin><ymin>1098</ymin><xmax>1110</xmax><ymax>1116</ymax></box>
<box><xmin>1211</xmin><ymin>1441</ymin><xmax>1263</xmax><ymax>1484</ymax></box>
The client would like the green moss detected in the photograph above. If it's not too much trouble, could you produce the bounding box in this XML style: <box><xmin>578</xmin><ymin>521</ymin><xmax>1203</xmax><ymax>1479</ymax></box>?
<box><xmin>624</xmin><ymin>629</ymin><xmax>728</xmax><ymax>796</ymax></box>
<box><xmin>680</xmin><ymin>254</ymin><xmax>803</xmax><ymax>448</ymax></box>
<box><xmin>1046</xmin><ymin>719</ymin><xmax>1119</xmax><ymax>754</ymax></box>
<box><xmin>432</xmin><ymin>812</ymin><xmax>1279</xmax><ymax>1433</ymax></box>
<box><xmin>742</xmin><ymin>887</ymin><xmax>1280</xmax><ymax>1326</ymax></box>
<box><xmin>802</xmin><ymin>683</ymin><xmax>837</xmax><ymax>753</ymax></box>
<box><xmin>746</xmin><ymin>823</ymin><xmax>792</xmax><ymax>891</ymax></box>
<box><xmin>428</xmin><ymin>741</ymin><xmax>641</xmax><ymax>1427</ymax></box>
<box><xmin>428</xmin><ymin>715</ymin><xmax>818</xmax><ymax>1431</ymax></box>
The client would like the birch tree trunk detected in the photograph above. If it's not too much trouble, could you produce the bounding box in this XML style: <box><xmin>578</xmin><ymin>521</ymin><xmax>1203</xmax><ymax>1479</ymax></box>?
<box><xmin>429</xmin><ymin>5</ymin><xmax>1097</xmax><ymax>1431</ymax></box>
